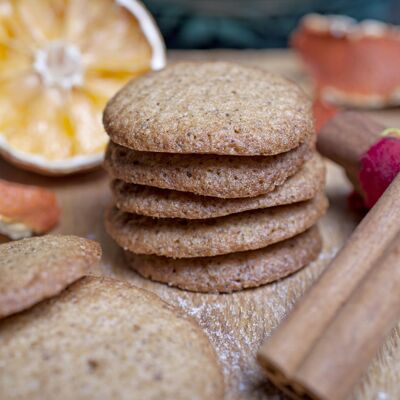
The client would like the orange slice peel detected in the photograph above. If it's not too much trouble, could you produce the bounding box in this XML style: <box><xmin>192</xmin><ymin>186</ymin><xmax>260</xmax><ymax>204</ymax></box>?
<box><xmin>292</xmin><ymin>13</ymin><xmax>400</xmax><ymax>108</ymax></box>
<box><xmin>312</xmin><ymin>97</ymin><xmax>339</xmax><ymax>133</ymax></box>
<box><xmin>0</xmin><ymin>179</ymin><xmax>60</xmax><ymax>239</ymax></box>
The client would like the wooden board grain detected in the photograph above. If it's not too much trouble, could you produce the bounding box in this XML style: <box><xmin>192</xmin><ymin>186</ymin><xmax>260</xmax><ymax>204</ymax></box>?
<box><xmin>1</xmin><ymin>50</ymin><xmax>399</xmax><ymax>400</ymax></box>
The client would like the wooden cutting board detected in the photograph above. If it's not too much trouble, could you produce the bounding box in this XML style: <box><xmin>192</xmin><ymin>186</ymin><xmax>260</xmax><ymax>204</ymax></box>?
<box><xmin>1</xmin><ymin>50</ymin><xmax>399</xmax><ymax>400</ymax></box>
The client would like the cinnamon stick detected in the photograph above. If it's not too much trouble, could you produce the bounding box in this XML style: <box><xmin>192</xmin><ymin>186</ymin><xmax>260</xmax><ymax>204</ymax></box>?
<box><xmin>294</xmin><ymin>234</ymin><xmax>400</xmax><ymax>400</ymax></box>
<box><xmin>317</xmin><ymin>111</ymin><xmax>382</xmax><ymax>192</ymax></box>
<box><xmin>317</xmin><ymin>111</ymin><xmax>382</xmax><ymax>175</ymax></box>
<box><xmin>258</xmin><ymin>173</ymin><xmax>400</xmax><ymax>380</ymax></box>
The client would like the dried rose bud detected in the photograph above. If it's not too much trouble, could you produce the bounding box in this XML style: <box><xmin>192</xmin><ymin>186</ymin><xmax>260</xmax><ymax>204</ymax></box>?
<box><xmin>359</xmin><ymin>136</ymin><xmax>400</xmax><ymax>208</ymax></box>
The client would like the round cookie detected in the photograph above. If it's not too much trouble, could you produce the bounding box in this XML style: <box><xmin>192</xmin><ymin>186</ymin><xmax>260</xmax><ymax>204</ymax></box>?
<box><xmin>105</xmin><ymin>192</ymin><xmax>328</xmax><ymax>258</ymax></box>
<box><xmin>103</xmin><ymin>62</ymin><xmax>314</xmax><ymax>156</ymax></box>
<box><xmin>0</xmin><ymin>235</ymin><xmax>101</xmax><ymax>319</ymax></box>
<box><xmin>104</xmin><ymin>140</ymin><xmax>313</xmax><ymax>198</ymax></box>
<box><xmin>112</xmin><ymin>154</ymin><xmax>325</xmax><ymax>219</ymax></box>
<box><xmin>0</xmin><ymin>276</ymin><xmax>224</xmax><ymax>400</ymax></box>
<box><xmin>125</xmin><ymin>227</ymin><xmax>322</xmax><ymax>293</ymax></box>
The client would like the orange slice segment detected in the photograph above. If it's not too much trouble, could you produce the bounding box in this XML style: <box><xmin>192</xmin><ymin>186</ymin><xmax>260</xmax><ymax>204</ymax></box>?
<box><xmin>0</xmin><ymin>0</ymin><xmax>165</xmax><ymax>175</ymax></box>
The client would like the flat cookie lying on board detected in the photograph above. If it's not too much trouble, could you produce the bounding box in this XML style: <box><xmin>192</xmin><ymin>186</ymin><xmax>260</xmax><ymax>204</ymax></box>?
<box><xmin>0</xmin><ymin>276</ymin><xmax>224</xmax><ymax>400</ymax></box>
<box><xmin>112</xmin><ymin>154</ymin><xmax>325</xmax><ymax>219</ymax></box>
<box><xmin>0</xmin><ymin>235</ymin><xmax>101</xmax><ymax>318</ymax></box>
<box><xmin>103</xmin><ymin>62</ymin><xmax>313</xmax><ymax>155</ymax></box>
<box><xmin>126</xmin><ymin>227</ymin><xmax>322</xmax><ymax>293</ymax></box>
<box><xmin>104</xmin><ymin>140</ymin><xmax>313</xmax><ymax>198</ymax></box>
<box><xmin>105</xmin><ymin>192</ymin><xmax>328</xmax><ymax>258</ymax></box>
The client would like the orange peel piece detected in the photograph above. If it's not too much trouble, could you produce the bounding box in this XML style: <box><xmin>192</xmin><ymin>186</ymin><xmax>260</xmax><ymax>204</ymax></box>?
<box><xmin>0</xmin><ymin>179</ymin><xmax>60</xmax><ymax>239</ymax></box>
<box><xmin>313</xmin><ymin>97</ymin><xmax>339</xmax><ymax>133</ymax></box>
<box><xmin>292</xmin><ymin>14</ymin><xmax>400</xmax><ymax>108</ymax></box>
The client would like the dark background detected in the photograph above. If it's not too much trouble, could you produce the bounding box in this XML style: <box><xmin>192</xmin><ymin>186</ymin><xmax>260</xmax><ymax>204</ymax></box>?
<box><xmin>142</xmin><ymin>0</ymin><xmax>400</xmax><ymax>48</ymax></box>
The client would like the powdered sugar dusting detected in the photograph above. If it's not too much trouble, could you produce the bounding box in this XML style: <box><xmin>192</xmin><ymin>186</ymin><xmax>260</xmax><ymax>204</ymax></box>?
<box><xmin>318</xmin><ymin>245</ymin><xmax>340</xmax><ymax>260</ymax></box>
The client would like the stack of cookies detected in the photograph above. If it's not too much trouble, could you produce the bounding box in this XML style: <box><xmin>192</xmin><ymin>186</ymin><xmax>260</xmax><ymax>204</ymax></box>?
<box><xmin>103</xmin><ymin>62</ymin><xmax>328</xmax><ymax>293</ymax></box>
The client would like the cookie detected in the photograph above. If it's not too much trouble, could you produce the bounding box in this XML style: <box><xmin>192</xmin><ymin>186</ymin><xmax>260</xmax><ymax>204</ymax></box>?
<box><xmin>104</xmin><ymin>139</ymin><xmax>313</xmax><ymax>198</ymax></box>
<box><xmin>0</xmin><ymin>235</ymin><xmax>101</xmax><ymax>319</ymax></box>
<box><xmin>103</xmin><ymin>62</ymin><xmax>314</xmax><ymax>156</ymax></box>
<box><xmin>126</xmin><ymin>227</ymin><xmax>322</xmax><ymax>293</ymax></box>
<box><xmin>0</xmin><ymin>276</ymin><xmax>224</xmax><ymax>400</ymax></box>
<box><xmin>105</xmin><ymin>192</ymin><xmax>328</xmax><ymax>258</ymax></box>
<box><xmin>112</xmin><ymin>154</ymin><xmax>325</xmax><ymax>219</ymax></box>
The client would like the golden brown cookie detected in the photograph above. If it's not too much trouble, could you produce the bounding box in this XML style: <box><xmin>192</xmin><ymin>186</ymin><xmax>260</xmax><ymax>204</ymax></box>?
<box><xmin>104</xmin><ymin>139</ymin><xmax>313</xmax><ymax>198</ymax></box>
<box><xmin>105</xmin><ymin>192</ymin><xmax>328</xmax><ymax>258</ymax></box>
<box><xmin>103</xmin><ymin>62</ymin><xmax>314</xmax><ymax>156</ymax></box>
<box><xmin>126</xmin><ymin>227</ymin><xmax>322</xmax><ymax>293</ymax></box>
<box><xmin>112</xmin><ymin>154</ymin><xmax>325</xmax><ymax>219</ymax></box>
<box><xmin>0</xmin><ymin>276</ymin><xmax>224</xmax><ymax>400</ymax></box>
<box><xmin>0</xmin><ymin>235</ymin><xmax>101</xmax><ymax>319</ymax></box>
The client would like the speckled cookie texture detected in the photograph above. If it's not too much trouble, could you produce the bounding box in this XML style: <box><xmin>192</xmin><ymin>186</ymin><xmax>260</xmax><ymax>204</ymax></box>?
<box><xmin>104</xmin><ymin>139</ymin><xmax>313</xmax><ymax>198</ymax></box>
<box><xmin>0</xmin><ymin>276</ymin><xmax>224</xmax><ymax>400</ymax></box>
<box><xmin>0</xmin><ymin>235</ymin><xmax>101</xmax><ymax>319</ymax></box>
<box><xmin>105</xmin><ymin>192</ymin><xmax>328</xmax><ymax>258</ymax></box>
<box><xmin>102</xmin><ymin>61</ymin><xmax>324</xmax><ymax>291</ymax></box>
<box><xmin>112</xmin><ymin>154</ymin><xmax>325</xmax><ymax>219</ymax></box>
<box><xmin>103</xmin><ymin>62</ymin><xmax>314</xmax><ymax>156</ymax></box>
<box><xmin>125</xmin><ymin>227</ymin><xmax>321</xmax><ymax>293</ymax></box>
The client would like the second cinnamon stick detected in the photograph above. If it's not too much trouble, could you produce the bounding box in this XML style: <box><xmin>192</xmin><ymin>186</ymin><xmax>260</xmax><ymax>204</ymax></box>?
<box><xmin>258</xmin><ymin>173</ymin><xmax>400</xmax><ymax>393</ymax></box>
<box><xmin>294</xmin><ymin>234</ymin><xmax>400</xmax><ymax>400</ymax></box>
<box><xmin>317</xmin><ymin>111</ymin><xmax>381</xmax><ymax>174</ymax></box>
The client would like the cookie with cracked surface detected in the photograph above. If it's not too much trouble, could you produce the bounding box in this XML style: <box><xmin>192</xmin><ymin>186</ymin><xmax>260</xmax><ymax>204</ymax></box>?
<box><xmin>125</xmin><ymin>227</ymin><xmax>322</xmax><ymax>293</ymax></box>
<box><xmin>105</xmin><ymin>192</ymin><xmax>328</xmax><ymax>258</ymax></box>
<box><xmin>104</xmin><ymin>139</ymin><xmax>313</xmax><ymax>198</ymax></box>
<box><xmin>112</xmin><ymin>154</ymin><xmax>325</xmax><ymax>219</ymax></box>
<box><xmin>0</xmin><ymin>276</ymin><xmax>224</xmax><ymax>400</ymax></box>
<box><xmin>103</xmin><ymin>62</ymin><xmax>314</xmax><ymax>156</ymax></box>
<box><xmin>0</xmin><ymin>235</ymin><xmax>101</xmax><ymax>319</ymax></box>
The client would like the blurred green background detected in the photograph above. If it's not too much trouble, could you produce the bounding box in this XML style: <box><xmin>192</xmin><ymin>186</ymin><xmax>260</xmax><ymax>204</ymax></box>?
<box><xmin>142</xmin><ymin>0</ymin><xmax>399</xmax><ymax>48</ymax></box>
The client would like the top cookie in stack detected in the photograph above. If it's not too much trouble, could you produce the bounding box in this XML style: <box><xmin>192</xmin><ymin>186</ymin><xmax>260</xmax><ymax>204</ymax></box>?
<box><xmin>103</xmin><ymin>62</ymin><xmax>328</xmax><ymax>293</ymax></box>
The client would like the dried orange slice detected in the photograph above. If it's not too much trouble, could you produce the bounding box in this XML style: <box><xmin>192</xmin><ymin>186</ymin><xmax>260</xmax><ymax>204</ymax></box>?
<box><xmin>292</xmin><ymin>14</ymin><xmax>400</xmax><ymax>109</ymax></box>
<box><xmin>0</xmin><ymin>0</ymin><xmax>166</xmax><ymax>175</ymax></box>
